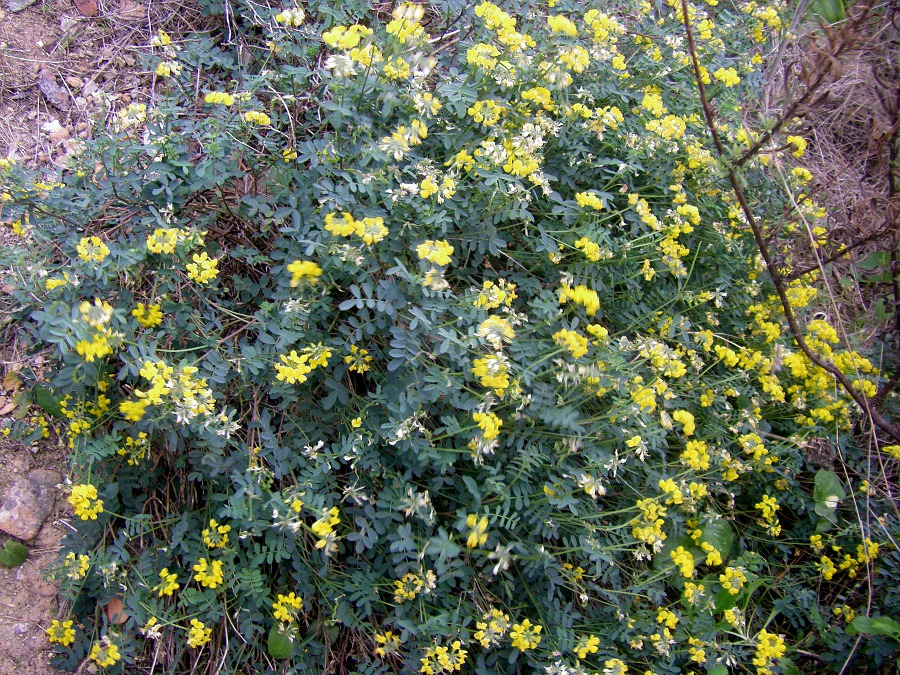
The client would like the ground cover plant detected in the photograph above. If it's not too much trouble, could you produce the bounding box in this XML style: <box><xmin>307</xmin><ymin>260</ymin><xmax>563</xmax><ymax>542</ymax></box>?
<box><xmin>1</xmin><ymin>0</ymin><xmax>899</xmax><ymax>672</ymax></box>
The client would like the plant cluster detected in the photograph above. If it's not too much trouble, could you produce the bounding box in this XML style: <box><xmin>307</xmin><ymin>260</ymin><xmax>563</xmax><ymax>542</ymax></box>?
<box><xmin>1</xmin><ymin>0</ymin><xmax>899</xmax><ymax>673</ymax></box>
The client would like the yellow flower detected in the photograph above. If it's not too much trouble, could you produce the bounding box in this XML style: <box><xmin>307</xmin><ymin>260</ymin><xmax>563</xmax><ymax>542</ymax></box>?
<box><xmin>719</xmin><ymin>566</ymin><xmax>747</xmax><ymax>594</ymax></box>
<box><xmin>472</xmin><ymin>411</ymin><xmax>502</xmax><ymax>440</ymax></box>
<box><xmin>186</xmin><ymin>251</ymin><xmax>219</xmax><ymax>284</ymax></box>
<box><xmin>672</xmin><ymin>409</ymin><xmax>696</xmax><ymax>436</ymax></box>
<box><xmin>88</xmin><ymin>639</ymin><xmax>121</xmax><ymax>667</ymax></box>
<box><xmin>575</xmin><ymin>192</ymin><xmax>604</xmax><ymax>210</ymax></box>
<box><xmin>204</xmin><ymin>91</ymin><xmax>235</xmax><ymax>106</ymax></box>
<box><xmin>187</xmin><ymin>619</ymin><xmax>212</xmax><ymax>648</ymax></box>
<box><xmin>287</xmin><ymin>260</ymin><xmax>323</xmax><ymax>286</ymax></box>
<box><xmin>374</xmin><ymin>630</ymin><xmax>403</xmax><ymax>657</ymax></box>
<box><xmin>272</xmin><ymin>591</ymin><xmax>303</xmax><ymax>622</ymax></box>
<box><xmin>132</xmin><ymin>302</ymin><xmax>163</xmax><ymax>328</ymax></box>
<box><xmin>713</xmin><ymin>66</ymin><xmax>741</xmax><ymax>87</ymax></box>
<box><xmin>76</xmin><ymin>236</ymin><xmax>110</xmax><ymax>263</ymax></box>
<box><xmin>274</xmin><ymin>7</ymin><xmax>305</xmax><ymax>26</ymax></box>
<box><xmin>548</xmin><ymin>14</ymin><xmax>578</xmax><ymax>35</ymax></box>
<box><xmin>509</xmin><ymin>619</ymin><xmax>542</xmax><ymax>651</ymax></box>
<box><xmin>45</xmin><ymin>619</ymin><xmax>76</xmax><ymax>646</ymax></box>
<box><xmin>155</xmin><ymin>567</ymin><xmax>180</xmax><ymax>597</ymax></box>
<box><xmin>416</xmin><ymin>240</ymin><xmax>454</xmax><ymax>266</ymax></box>
<box><xmin>202</xmin><ymin>519</ymin><xmax>231</xmax><ymax>549</ymax></box>
<box><xmin>156</xmin><ymin>60</ymin><xmax>182</xmax><ymax>78</ymax></box>
<box><xmin>68</xmin><ymin>484</ymin><xmax>103</xmax><ymax>520</ymax></box>
<box><xmin>393</xmin><ymin>572</ymin><xmax>424</xmax><ymax>602</ymax></box>
<box><xmin>574</xmin><ymin>634</ymin><xmax>600</xmax><ymax>659</ymax></box>
<box><xmin>465</xmin><ymin>513</ymin><xmax>490</xmax><ymax>548</ymax></box>
<box><xmin>786</xmin><ymin>135</ymin><xmax>807</xmax><ymax>158</ymax></box>
<box><xmin>243</xmin><ymin>110</ymin><xmax>271</xmax><ymax>126</ymax></box>
<box><xmin>193</xmin><ymin>557</ymin><xmax>225</xmax><ymax>589</ymax></box>
<box><xmin>345</xmin><ymin>344</ymin><xmax>373</xmax><ymax>373</ymax></box>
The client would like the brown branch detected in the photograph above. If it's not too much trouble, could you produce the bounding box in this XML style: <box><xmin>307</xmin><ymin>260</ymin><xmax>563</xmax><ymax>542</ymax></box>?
<box><xmin>680</xmin><ymin>0</ymin><xmax>900</xmax><ymax>443</ymax></box>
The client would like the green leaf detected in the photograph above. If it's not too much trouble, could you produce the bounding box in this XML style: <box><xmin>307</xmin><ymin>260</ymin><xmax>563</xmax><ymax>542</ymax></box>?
<box><xmin>0</xmin><ymin>541</ymin><xmax>28</xmax><ymax>567</ymax></box>
<box><xmin>707</xmin><ymin>666</ymin><xmax>728</xmax><ymax>675</ymax></box>
<box><xmin>780</xmin><ymin>657</ymin><xmax>801</xmax><ymax>675</ymax></box>
<box><xmin>851</xmin><ymin>616</ymin><xmax>900</xmax><ymax>639</ymax></box>
<box><xmin>807</xmin><ymin>0</ymin><xmax>845</xmax><ymax>23</ymax></box>
<box><xmin>700</xmin><ymin>520</ymin><xmax>734</xmax><ymax>560</ymax></box>
<box><xmin>267</xmin><ymin>624</ymin><xmax>295</xmax><ymax>659</ymax></box>
<box><xmin>813</xmin><ymin>470</ymin><xmax>846</xmax><ymax>505</ymax></box>
<box><xmin>32</xmin><ymin>386</ymin><xmax>64</xmax><ymax>419</ymax></box>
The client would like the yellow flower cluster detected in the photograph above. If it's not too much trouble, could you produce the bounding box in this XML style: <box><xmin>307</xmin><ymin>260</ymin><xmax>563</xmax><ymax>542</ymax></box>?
<box><xmin>187</xmin><ymin>619</ymin><xmax>212</xmax><ymax>648</ymax></box>
<box><xmin>156</xmin><ymin>567</ymin><xmax>180</xmax><ymax>596</ymax></box>
<box><xmin>420</xmin><ymin>640</ymin><xmax>468</xmax><ymax>674</ymax></box>
<box><xmin>323</xmin><ymin>24</ymin><xmax>373</xmax><ymax>50</ymax></box>
<box><xmin>719</xmin><ymin>566</ymin><xmax>747</xmax><ymax>595</ymax></box>
<box><xmin>89</xmin><ymin>639</ymin><xmax>121</xmax><ymax>667</ymax></box>
<box><xmin>631</xmin><ymin>497</ymin><xmax>667</xmax><ymax>549</ymax></box>
<box><xmin>68</xmin><ymin>484</ymin><xmax>104</xmax><ymax>520</ymax></box>
<box><xmin>574</xmin><ymin>634</ymin><xmax>600</xmax><ymax>659</ymax></box>
<box><xmin>473</xmin><ymin>608</ymin><xmax>510</xmax><ymax>647</ymax></box>
<box><xmin>132</xmin><ymin>302</ymin><xmax>163</xmax><ymax>328</ymax></box>
<box><xmin>670</xmin><ymin>545</ymin><xmax>695</xmax><ymax>578</ymax></box>
<box><xmin>193</xmin><ymin>557</ymin><xmax>225</xmax><ymax>589</ymax></box>
<box><xmin>204</xmin><ymin>91</ymin><xmax>235</xmax><ymax>105</ymax></box>
<box><xmin>76</xmin><ymin>235</ymin><xmax>110</xmax><ymax>263</ymax></box>
<box><xmin>394</xmin><ymin>571</ymin><xmax>425</xmax><ymax>603</ymax></box>
<box><xmin>345</xmin><ymin>344</ymin><xmax>373</xmax><ymax>373</ymax></box>
<box><xmin>752</xmin><ymin>629</ymin><xmax>786</xmax><ymax>675</ymax></box>
<box><xmin>465</xmin><ymin>513</ymin><xmax>489</xmax><ymax>548</ymax></box>
<box><xmin>472</xmin><ymin>411</ymin><xmax>502</xmax><ymax>440</ymax></box>
<box><xmin>713</xmin><ymin>67</ymin><xmax>741</xmax><ymax>87</ymax></box>
<box><xmin>755</xmin><ymin>494</ymin><xmax>781</xmax><ymax>536</ymax></box>
<box><xmin>548</xmin><ymin>14</ymin><xmax>578</xmax><ymax>36</ymax></box>
<box><xmin>559</xmin><ymin>283</ymin><xmax>600</xmax><ymax>316</ymax></box>
<box><xmin>552</xmin><ymin>328</ymin><xmax>589</xmax><ymax>359</ymax></box>
<box><xmin>202</xmin><ymin>518</ymin><xmax>231</xmax><ymax>548</ymax></box>
<box><xmin>186</xmin><ymin>251</ymin><xmax>219</xmax><ymax>284</ymax></box>
<box><xmin>417</xmin><ymin>239</ymin><xmax>454</xmax><ymax>266</ymax></box>
<box><xmin>272</xmin><ymin>591</ymin><xmax>303</xmax><ymax>622</ymax></box>
<box><xmin>311</xmin><ymin>506</ymin><xmax>341</xmax><ymax>552</ymax></box>
<box><xmin>287</xmin><ymin>259</ymin><xmax>323</xmax><ymax>286</ymax></box>
<box><xmin>275</xmin><ymin>343</ymin><xmax>331</xmax><ymax>384</ymax></box>
<box><xmin>243</xmin><ymin>110</ymin><xmax>271</xmax><ymax>125</ymax></box>
<box><xmin>509</xmin><ymin>618</ymin><xmax>542</xmax><ymax>650</ymax></box>
<box><xmin>575</xmin><ymin>192</ymin><xmax>604</xmax><ymax>210</ymax></box>
<box><xmin>46</xmin><ymin>619</ymin><xmax>76</xmax><ymax>646</ymax></box>
<box><xmin>374</xmin><ymin>630</ymin><xmax>403</xmax><ymax>657</ymax></box>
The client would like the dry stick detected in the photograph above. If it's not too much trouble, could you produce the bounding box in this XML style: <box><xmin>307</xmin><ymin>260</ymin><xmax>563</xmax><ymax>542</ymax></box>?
<box><xmin>679</xmin><ymin>0</ymin><xmax>900</xmax><ymax>443</ymax></box>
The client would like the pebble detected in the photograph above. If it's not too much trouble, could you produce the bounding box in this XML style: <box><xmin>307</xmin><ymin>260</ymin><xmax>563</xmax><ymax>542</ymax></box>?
<box><xmin>6</xmin><ymin>0</ymin><xmax>37</xmax><ymax>12</ymax></box>
<box><xmin>65</xmin><ymin>76</ymin><xmax>83</xmax><ymax>89</ymax></box>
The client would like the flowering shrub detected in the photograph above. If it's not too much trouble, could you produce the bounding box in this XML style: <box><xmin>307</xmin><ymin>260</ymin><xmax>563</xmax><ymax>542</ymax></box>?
<box><xmin>2</xmin><ymin>0</ymin><xmax>899</xmax><ymax>673</ymax></box>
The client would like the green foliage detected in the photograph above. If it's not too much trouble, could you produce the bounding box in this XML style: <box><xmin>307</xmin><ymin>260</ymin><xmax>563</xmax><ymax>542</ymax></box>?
<box><xmin>1</xmin><ymin>0</ymin><xmax>898</xmax><ymax>673</ymax></box>
<box><xmin>0</xmin><ymin>541</ymin><xmax>29</xmax><ymax>567</ymax></box>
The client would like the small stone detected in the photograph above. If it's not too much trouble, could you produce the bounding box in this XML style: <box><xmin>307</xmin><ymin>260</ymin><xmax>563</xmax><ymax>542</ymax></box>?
<box><xmin>6</xmin><ymin>0</ymin><xmax>38</xmax><ymax>12</ymax></box>
<box><xmin>15</xmin><ymin>623</ymin><xmax>28</xmax><ymax>635</ymax></box>
<box><xmin>0</xmin><ymin>470</ymin><xmax>59</xmax><ymax>541</ymax></box>
<box><xmin>37</xmin><ymin>75</ymin><xmax>71</xmax><ymax>112</ymax></box>
<box><xmin>65</xmin><ymin>76</ymin><xmax>83</xmax><ymax>89</ymax></box>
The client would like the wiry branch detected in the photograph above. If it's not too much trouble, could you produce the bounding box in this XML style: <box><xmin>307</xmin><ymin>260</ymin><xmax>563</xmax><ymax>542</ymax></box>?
<box><xmin>680</xmin><ymin>0</ymin><xmax>900</xmax><ymax>443</ymax></box>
